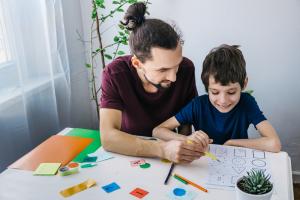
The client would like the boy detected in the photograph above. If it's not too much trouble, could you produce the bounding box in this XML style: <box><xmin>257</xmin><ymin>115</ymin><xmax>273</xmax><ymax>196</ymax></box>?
<box><xmin>153</xmin><ymin>44</ymin><xmax>281</xmax><ymax>153</ymax></box>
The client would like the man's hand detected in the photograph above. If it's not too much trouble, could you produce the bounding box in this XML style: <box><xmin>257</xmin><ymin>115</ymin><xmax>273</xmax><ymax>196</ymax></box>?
<box><xmin>161</xmin><ymin>140</ymin><xmax>204</xmax><ymax>163</ymax></box>
<box><xmin>187</xmin><ymin>130</ymin><xmax>213</xmax><ymax>152</ymax></box>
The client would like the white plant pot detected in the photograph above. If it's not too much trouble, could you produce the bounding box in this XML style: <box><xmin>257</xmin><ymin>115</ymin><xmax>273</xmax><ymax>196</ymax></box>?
<box><xmin>235</xmin><ymin>177</ymin><xmax>273</xmax><ymax>200</ymax></box>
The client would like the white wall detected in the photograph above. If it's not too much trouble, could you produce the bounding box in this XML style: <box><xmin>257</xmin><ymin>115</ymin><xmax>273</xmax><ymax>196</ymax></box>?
<box><xmin>79</xmin><ymin>0</ymin><xmax>300</xmax><ymax>172</ymax></box>
<box><xmin>147</xmin><ymin>0</ymin><xmax>300</xmax><ymax>172</ymax></box>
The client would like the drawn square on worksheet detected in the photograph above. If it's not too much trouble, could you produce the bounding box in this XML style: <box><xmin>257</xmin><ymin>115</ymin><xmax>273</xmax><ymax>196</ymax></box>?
<box><xmin>252</xmin><ymin>150</ymin><xmax>265</xmax><ymax>159</ymax></box>
<box><xmin>234</xmin><ymin>148</ymin><xmax>246</xmax><ymax>157</ymax></box>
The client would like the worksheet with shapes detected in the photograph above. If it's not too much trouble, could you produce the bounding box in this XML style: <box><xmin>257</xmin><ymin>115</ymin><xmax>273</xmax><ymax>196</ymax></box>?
<box><xmin>206</xmin><ymin>144</ymin><xmax>270</xmax><ymax>188</ymax></box>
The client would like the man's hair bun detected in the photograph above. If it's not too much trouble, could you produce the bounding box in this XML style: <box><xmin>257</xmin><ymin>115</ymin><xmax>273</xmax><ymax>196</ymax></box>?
<box><xmin>121</xmin><ymin>2</ymin><xmax>147</xmax><ymax>31</ymax></box>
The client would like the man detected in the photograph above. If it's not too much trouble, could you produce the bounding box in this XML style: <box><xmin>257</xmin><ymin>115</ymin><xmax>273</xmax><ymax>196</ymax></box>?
<box><xmin>100</xmin><ymin>2</ymin><xmax>204</xmax><ymax>163</ymax></box>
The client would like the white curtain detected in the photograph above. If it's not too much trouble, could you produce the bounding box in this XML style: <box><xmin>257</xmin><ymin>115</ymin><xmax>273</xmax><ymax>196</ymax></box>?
<box><xmin>0</xmin><ymin>0</ymin><xmax>70</xmax><ymax>171</ymax></box>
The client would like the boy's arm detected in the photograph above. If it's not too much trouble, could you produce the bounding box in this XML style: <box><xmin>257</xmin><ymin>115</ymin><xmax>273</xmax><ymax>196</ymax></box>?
<box><xmin>224</xmin><ymin>120</ymin><xmax>281</xmax><ymax>152</ymax></box>
<box><xmin>152</xmin><ymin>117</ymin><xmax>187</xmax><ymax>141</ymax></box>
<box><xmin>153</xmin><ymin>117</ymin><xmax>212</xmax><ymax>151</ymax></box>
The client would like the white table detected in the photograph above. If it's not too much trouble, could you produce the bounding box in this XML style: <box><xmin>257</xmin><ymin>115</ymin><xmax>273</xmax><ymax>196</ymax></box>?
<box><xmin>0</xmin><ymin>128</ymin><xmax>294</xmax><ymax>200</ymax></box>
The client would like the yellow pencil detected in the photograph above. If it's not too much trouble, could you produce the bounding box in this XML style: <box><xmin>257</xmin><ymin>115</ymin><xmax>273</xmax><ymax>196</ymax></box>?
<box><xmin>186</xmin><ymin>139</ymin><xmax>220</xmax><ymax>162</ymax></box>
<box><xmin>204</xmin><ymin>151</ymin><xmax>221</xmax><ymax>162</ymax></box>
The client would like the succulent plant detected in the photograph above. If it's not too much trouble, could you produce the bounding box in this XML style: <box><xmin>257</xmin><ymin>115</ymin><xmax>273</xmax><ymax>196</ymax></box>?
<box><xmin>238</xmin><ymin>169</ymin><xmax>273</xmax><ymax>195</ymax></box>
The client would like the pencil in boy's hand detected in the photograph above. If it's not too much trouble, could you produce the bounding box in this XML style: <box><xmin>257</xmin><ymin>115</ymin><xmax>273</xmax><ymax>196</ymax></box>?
<box><xmin>186</xmin><ymin>139</ymin><xmax>194</xmax><ymax>145</ymax></box>
<box><xmin>186</xmin><ymin>139</ymin><xmax>220</xmax><ymax>162</ymax></box>
<box><xmin>204</xmin><ymin>151</ymin><xmax>221</xmax><ymax>162</ymax></box>
<box><xmin>164</xmin><ymin>162</ymin><xmax>175</xmax><ymax>185</ymax></box>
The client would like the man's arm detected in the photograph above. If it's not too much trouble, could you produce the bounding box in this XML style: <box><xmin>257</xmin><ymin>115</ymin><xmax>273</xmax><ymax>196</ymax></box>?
<box><xmin>224</xmin><ymin>120</ymin><xmax>281</xmax><ymax>152</ymax></box>
<box><xmin>100</xmin><ymin>108</ymin><xmax>163</xmax><ymax>157</ymax></box>
<box><xmin>100</xmin><ymin>108</ymin><xmax>204</xmax><ymax>163</ymax></box>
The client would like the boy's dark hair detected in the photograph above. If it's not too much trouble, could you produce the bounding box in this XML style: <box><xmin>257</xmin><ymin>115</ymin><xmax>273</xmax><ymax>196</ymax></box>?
<box><xmin>201</xmin><ymin>44</ymin><xmax>246</xmax><ymax>92</ymax></box>
<box><xmin>121</xmin><ymin>2</ymin><xmax>182</xmax><ymax>63</ymax></box>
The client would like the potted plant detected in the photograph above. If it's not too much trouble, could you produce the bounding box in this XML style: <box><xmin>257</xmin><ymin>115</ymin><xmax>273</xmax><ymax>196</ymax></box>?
<box><xmin>236</xmin><ymin>169</ymin><xmax>273</xmax><ymax>200</ymax></box>
<box><xmin>80</xmin><ymin>0</ymin><xmax>150</xmax><ymax>122</ymax></box>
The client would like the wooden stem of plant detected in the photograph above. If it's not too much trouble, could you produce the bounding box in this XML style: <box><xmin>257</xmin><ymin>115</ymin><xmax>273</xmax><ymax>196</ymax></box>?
<box><xmin>113</xmin><ymin>43</ymin><xmax>120</xmax><ymax>60</ymax></box>
<box><xmin>93</xmin><ymin>0</ymin><xmax>105</xmax><ymax>68</ymax></box>
<box><xmin>89</xmin><ymin>0</ymin><xmax>102</xmax><ymax>120</ymax></box>
<box><xmin>90</xmin><ymin>20</ymin><xmax>100</xmax><ymax>120</ymax></box>
<box><xmin>100</xmin><ymin>2</ymin><xmax>127</xmax><ymax>22</ymax></box>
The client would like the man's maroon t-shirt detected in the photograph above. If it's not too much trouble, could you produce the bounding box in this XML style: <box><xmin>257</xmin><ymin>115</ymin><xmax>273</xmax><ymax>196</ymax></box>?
<box><xmin>100</xmin><ymin>55</ymin><xmax>198</xmax><ymax>137</ymax></box>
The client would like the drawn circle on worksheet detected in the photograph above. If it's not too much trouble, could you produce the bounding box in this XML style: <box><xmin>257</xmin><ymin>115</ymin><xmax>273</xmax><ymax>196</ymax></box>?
<box><xmin>173</xmin><ymin>188</ymin><xmax>186</xmax><ymax>196</ymax></box>
<box><xmin>251</xmin><ymin>159</ymin><xmax>266</xmax><ymax>167</ymax></box>
<box><xmin>232</xmin><ymin>157</ymin><xmax>246</xmax><ymax>166</ymax></box>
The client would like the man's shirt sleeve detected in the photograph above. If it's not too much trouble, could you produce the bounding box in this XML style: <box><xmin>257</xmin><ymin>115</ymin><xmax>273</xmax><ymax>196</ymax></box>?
<box><xmin>100</xmin><ymin>69</ymin><xmax>124</xmax><ymax>111</ymax></box>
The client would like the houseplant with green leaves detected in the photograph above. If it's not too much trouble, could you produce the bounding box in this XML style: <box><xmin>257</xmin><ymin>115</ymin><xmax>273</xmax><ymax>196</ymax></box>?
<box><xmin>236</xmin><ymin>169</ymin><xmax>273</xmax><ymax>200</ymax></box>
<box><xmin>83</xmin><ymin>0</ymin><xmax>150</xmax><ymax>120</ymax></box>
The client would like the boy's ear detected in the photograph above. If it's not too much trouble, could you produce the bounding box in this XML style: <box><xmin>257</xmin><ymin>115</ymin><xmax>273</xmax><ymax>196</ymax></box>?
<box><xmin>131</xmin><ymin>55</ymin><xmax>142</xmax><ymax>69</ymax></box>
<box><xmin>242</xmin><ymin>77</ymin><xmax>248</xmax><ymax>90</ymax></box>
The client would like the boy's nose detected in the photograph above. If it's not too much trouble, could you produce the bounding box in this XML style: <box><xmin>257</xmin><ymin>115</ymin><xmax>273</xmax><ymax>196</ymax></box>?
<box><xmin>219</xmin><ymin>94</ymin><xmax>228</xmax><ymax>104</ymax></box>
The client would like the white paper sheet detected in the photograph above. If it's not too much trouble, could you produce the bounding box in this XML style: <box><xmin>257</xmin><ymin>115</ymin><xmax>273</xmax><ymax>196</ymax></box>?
<box><xmin>205</xmin><ymin>144</ymin><xmax>270</xmax><ymax>188</ymax></box>
<box><xmin>87</xmin><ymin>148</ymin><xmax>114</xmax><ymax>162</ymax></box>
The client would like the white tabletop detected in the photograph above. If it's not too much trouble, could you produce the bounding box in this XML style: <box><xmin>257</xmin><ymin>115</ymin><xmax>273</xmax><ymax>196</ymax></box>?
<box><xmin>0</xmin><ymin>128</ymin><xmax>294</xmax><ymax>200</ymax></box>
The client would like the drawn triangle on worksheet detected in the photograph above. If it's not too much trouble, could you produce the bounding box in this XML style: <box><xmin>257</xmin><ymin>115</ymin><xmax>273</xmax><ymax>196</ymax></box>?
<box><xmin>232</xmin><ymin>166</ymin><xmax>246</xmax><ymax>174</ymax></box>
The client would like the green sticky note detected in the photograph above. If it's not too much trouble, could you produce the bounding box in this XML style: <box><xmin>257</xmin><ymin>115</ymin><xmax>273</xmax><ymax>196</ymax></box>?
<box><xmin>33</xmin><ymin>163</ymin><xmax>61</xmax><ymax>175</ymax></box>
<box><xmin>66</xmin><ymin>128</ymin><xmax>101</xmax><ymax>162</ymax></box>
<box><xmin>81</xmin><ymin>163</ymin><xmax>97</xmax><ymax>168</ymax></box>
<box><xmin>82</xmin><ymin>156</ymin><xmax>98</xmax><ymax>163</ymax></box>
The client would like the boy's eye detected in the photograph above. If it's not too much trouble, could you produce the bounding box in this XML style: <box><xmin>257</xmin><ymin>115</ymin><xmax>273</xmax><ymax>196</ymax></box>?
<box><xmin>211</xmin><ymin>92</ymin><xmax>219</xmax><ymax>95</ymax></box>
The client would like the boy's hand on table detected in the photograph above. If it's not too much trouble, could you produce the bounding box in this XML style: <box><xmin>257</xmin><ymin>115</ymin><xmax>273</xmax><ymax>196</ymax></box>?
<box><xmin>161</xmin><ymin>140</ymin><xmax>204</xmax><ymax>164</ymax></box>
<box><xmin>187</xmin><ymin>130</ymin><xmax>213</xmax><ymax>152</ymax></box>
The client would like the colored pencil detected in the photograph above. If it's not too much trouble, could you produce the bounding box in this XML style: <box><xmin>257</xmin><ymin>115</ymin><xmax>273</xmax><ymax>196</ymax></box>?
<box><xmin>164</xmin><ymin>163</ymin><xmax>175</xmax><ymax>185</ymax></box>
<box><xmin>204</xmin><ymin>151</ymin><xmax>221</xmax><ymax>162</ymax></box>
<box><xmin>186</xmin><ymin>139</ymin><xmax>220</xmax><ymax>162</ymax></box>
<box><xmin>174</xmin><ymin>173</ymin><xmax>208</xmax><ymax>193</ymax></box>
<box><xmin>173</xmin><ymin>174</ymin><xmax>188</xmax><ymax>184</ymax></box>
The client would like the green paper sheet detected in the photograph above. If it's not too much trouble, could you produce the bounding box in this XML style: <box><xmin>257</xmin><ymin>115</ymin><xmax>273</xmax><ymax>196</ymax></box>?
<box><xmin>33</xmin><ymin>163</ymin><xmax>61</xmax><ymax>175</ymax></box>
<box><xmin>66</xmin><ymin>128</ymin><xmax>101</xmax><ymax>162</ymax></box>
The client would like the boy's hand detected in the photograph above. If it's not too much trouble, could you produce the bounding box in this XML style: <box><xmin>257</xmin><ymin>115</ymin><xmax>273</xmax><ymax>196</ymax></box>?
<box><xmin>187</xmin><ymin>130</ymin><xmax>213</xmax><ymax>152</ymax></box>
<box><xmin>161</xmin><ymin>140</ymin><xmax>204</xmax><ymax>163</ymax></box>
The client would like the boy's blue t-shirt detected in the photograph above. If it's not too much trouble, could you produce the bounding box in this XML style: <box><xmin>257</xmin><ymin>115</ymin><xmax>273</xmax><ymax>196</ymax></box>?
<box><xmin>175</xmin><ymin>93</ymin><xmax>266</xmax><ymax>144</ymax></box>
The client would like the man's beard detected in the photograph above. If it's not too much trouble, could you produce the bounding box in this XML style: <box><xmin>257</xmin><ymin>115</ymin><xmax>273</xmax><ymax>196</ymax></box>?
<box><xmin>144</xmin><ymin>74</ymin><xmax>171</xmax><ymax>91</ymax></box>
